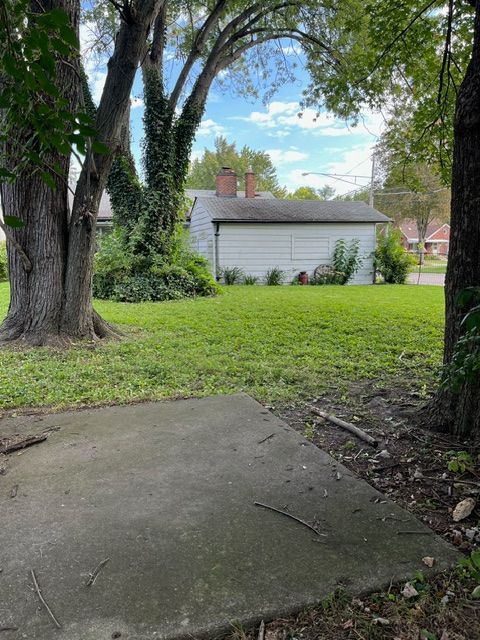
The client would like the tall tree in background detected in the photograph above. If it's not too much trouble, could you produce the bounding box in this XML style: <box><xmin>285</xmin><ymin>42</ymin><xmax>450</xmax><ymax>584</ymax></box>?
<box><xmin>286</xmin><ymin>185</ymin><xmax>335</xmax><ymax>200</ymax></box>
<box><xmin>186</xmin><ymin>137</ymin><xmax>286</xmax><ymax>197</ymax></box>
<box><xmin>374</xmin><ymin>162</ymin><xmax>450</xmax><ymax>263</ymax></box>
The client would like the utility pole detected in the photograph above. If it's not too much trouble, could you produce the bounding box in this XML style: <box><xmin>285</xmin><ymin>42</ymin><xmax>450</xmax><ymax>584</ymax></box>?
<box><xmin>369</xmin><ymin>153</ymin><xmax>376</xmax><ymax>207</ymax></box>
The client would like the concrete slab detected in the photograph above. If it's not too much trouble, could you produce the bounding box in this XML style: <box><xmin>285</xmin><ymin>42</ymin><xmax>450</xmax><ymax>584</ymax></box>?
<box><xmin>0</xmin><ymin>394</ymin><xmax>458</xmax><ymax>640</ymax></box>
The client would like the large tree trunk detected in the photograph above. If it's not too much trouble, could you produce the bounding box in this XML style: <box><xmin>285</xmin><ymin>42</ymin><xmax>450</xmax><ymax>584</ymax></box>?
<box><xmin>0</xmin><ymin>0</ymin><xmax>164</xmax><ymax>346</ymax></box>
<box><xmin>426</xmin><ymin>2</ymin><xmax>480</xmax><ymax>436</ymax></box>
<box><xmin>0</xmin><ymin>0</ymin><xmax>78</xmax><ymax>346</ymax></box>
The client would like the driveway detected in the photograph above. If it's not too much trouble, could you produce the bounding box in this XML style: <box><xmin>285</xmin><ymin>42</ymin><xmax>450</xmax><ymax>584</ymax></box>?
<box><xmin>408</xmin><ymin>272</ymin><xmax>445</xmax><ymax>286</ymax></box>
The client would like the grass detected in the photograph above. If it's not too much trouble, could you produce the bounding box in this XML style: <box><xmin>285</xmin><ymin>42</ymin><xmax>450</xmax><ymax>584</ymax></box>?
<box><xmin>0</xmin><ymin>282</ymin><xmax>445</xmax><ymax>412</ymax></box>
<box><xmin>410</xmin><ymin>261</ymin><xmax>448</xmax><ymax>274</ymax></box>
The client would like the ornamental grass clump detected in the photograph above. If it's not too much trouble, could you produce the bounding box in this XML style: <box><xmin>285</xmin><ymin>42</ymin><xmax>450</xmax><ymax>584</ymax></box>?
<box><xmin>265</xmin><ymin>267</ymin><xmax>285</xmax><ymax>285</ymax></box>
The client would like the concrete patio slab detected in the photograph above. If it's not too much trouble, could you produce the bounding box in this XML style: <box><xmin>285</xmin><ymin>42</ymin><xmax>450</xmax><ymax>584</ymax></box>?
<box><xmin>0</xmin><ymin>394</ymin><xmax>458</xmax><ymax>640</ymax></box>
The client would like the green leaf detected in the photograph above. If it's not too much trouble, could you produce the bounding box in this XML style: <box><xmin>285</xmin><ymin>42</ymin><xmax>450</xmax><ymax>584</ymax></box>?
<box><xmin>0</xmin><ymin>168</ymin><xmax>16</xmax><ymax>179</ymax></box>
<box><xmin>40</xmin><ymin>172</ymin><xmax>56</xmax><ymax>189</ymax></box>
<box><xmin>92</xmin><ymin>140</ymin><xmax>110</xmax><ymax>155</ymax></box>
<box><xmin>4</xmin><ymin>215</ymin><xmax>25</xmax><ymax>228</ymax></box>
<box><xmin>455</xmin><ymin>288</ymin><xmax>478</xmax><ymax>309</ymax></box>
<box><xmin>472</xmin><ymin>585</ymin><xmax>480</xmax><ymax>599</ymax></box>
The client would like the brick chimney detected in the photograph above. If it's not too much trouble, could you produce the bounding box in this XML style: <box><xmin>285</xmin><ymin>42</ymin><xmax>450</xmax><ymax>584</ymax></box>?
<box><xmin>245</xmin><ymin>166</ymin><xmax>256</xmax><ymax>198</ymax></box>
<box><xmin>216</xmin><ymin>167</ymin><xmax>237</xmax><ymax>197</ymax></box>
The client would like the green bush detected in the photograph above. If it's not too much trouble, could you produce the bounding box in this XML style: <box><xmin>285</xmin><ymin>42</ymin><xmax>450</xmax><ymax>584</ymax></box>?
<box><xmin>375</xmin><ymin>229</ymin><xmax>416</xmax><ymax>284</ymax></box>
<box><xmin>93</xmin><ymin>229</ymin><xmax>219</xmax><ymax>302</ymax></box>
<box><xmin>265</xmin><ymin>266</ymin><xmax>285</xmax><ymax>285</ymax></box>
<box><xmin>244</xmin><ymin>274</ymin><xmax>258</xmax><ymax>285</ymax></box>
<box><xmin>332</xmin><ymin>238</ymin><xmax>362</xmax><ymax>284</ymax></box>
<box><xmin>221</xmin><ymin>266</ymin><xmax>244</xmax><ymax>285</ymax></box>
<box><xmin>311</xmin><ymin>265</ymin><xmax>344</xmax><ymax>285</ymax></box>
<box><xmin>0</xmin><ymin>241</ymin><xmax>7</xmax><ymax>281</ymax></box>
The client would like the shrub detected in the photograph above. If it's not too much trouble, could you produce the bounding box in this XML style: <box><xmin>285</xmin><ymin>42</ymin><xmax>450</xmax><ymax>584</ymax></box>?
<box><xmin>0</xmin><ymin>241</ymin><xmax>7</xmax><ymax>281</ymax></box>
<box><xmin>93</xmin><ymin>228</ymin><xmax>219</xmax><ymax>302</ymax></box>
<box><xmin>93</xmin><ymin>230</ymin><xmax>132</xmax><ymax>299</ymax></box>
<box><xmin>221</xmin><ymin>266</ymin><xmax>244</xmax><ymax>285</ymax></box>
<box><xmin>375</xmin><ymin>229</ymin><xmax>416</xmax><ymax>284</ymax></box>
<box><xmin>311</xmin><ymin>265</ymin><xmax>344</xmax><ymax>285</ymax></box>
<box><xmin>265</xmin><ymin>266</ymin><xmax>285</xmax><ymax>285</ymax></box>
<box><xmin>244</xmin><ymin>274</ymin><xmax>258</xmax><ymax>285</ymax></box>
<box><xmin>332</xmin><ymin>238</ymin><xmax>362</xmax><ymax>284</ymax></box>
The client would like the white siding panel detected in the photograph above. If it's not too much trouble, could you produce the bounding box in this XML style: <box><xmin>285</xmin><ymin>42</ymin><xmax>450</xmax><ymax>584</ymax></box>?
<box><xmin>188</xmin><ymin>201</ymin><xmax>215</xmax><ymax>271</ymax></box>
<box><xmin>218</xmin><ymin>222</ymin><xmax>377</xmax><ymax>285</ymax></box>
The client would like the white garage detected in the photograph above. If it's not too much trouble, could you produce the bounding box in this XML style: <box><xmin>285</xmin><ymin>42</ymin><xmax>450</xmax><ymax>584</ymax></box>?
<box><xmin>189</xmin><ymin>194</ymin><xmax>390</xmax><ymax>285</ymax></box>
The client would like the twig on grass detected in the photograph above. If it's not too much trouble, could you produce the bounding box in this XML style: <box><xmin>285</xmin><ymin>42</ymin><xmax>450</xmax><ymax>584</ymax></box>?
<box><xmin>310</xmin><ymin>407</ymin><xmax>378</xmax><ymax>447</ymax></box>
<box><xmin>30</xmin><ymin>569</ymin><xmax>62</xmax><ymax>629</ymax></box>
<box><xmin>0</xmin><ymin>627</ymin><xmax>19</xmax><ymax>633</ymax></box>
<box><xmin>254</xmin><ymin>501</ymin><xmax>321</xmax><ymax>536</ymax></box>
<box><xmin>86</xmin><ymin>558</ymin><xmax>110</xmax><ymax>587</ymax></box>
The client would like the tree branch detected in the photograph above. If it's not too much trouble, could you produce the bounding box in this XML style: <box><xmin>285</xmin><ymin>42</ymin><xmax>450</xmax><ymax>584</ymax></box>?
<box><xmin>168</xmin><ymin>0</ymin><xmax>229</xmax><ymax>110</ymax></box>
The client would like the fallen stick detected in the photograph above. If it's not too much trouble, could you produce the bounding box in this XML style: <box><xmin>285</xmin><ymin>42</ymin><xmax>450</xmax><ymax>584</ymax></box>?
<box><xmin>86</xmin><ymin>558</ymin><xmax>110</xmax><ymax>587</ymax></box>
<box><xmin>0</xmin><ymin>627</ymin><xmax>19</xmax><ymax>633</ymax></box>
<box><xmin>254</xmin><ymin>501</ymin><xmax>320</xmax><ymax>536</ymax></box>
<box><xmin>30</xmin><ymin>569</ymin><xmax>61</xmax><ymax>629</ymax></box>
<box><xmin>0</xmin><ymin>435</ymin><xmax>47</xmax><ymax>455</ymax></box>
<box><xmin>257</xmin><ymin>433</ymin><xmax>276</xmax><ymax>444</ymax></box>
<box><xmin>310</xmin><ymin>407</ymin><xmax>378</xmax><ymax>448</ymax></box>
<box><xmin>257</xmin><ymin>620</ymin><xmax>265</xmax><ymax>640</ymax></box>
<box><xmin>396</xmin><ymin>530</ymin><xmax>433</xmax><ymax>536</ymax></box>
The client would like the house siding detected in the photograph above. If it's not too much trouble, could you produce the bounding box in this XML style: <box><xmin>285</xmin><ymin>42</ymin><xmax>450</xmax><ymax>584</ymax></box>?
<box><xmin>189</xmin><ymin>200</ymin><xmax>216</xmax><ymax>271</ymax></box>
<box><xmin>217</xmin><ymin>222</ymin><xmax>377</xmax><ymax>284</ymax></box>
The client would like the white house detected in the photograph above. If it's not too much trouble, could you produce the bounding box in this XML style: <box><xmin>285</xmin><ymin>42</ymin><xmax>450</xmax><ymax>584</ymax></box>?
<box><xmin>189</xmin><ymin>168</ymin><xmax>390</xmax><ymax>284</ymax></box>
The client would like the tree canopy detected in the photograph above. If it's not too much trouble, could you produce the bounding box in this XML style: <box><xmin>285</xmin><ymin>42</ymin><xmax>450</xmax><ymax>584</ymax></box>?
<box><xmin>186</xmin><ymin>136</ymin><xmax>286</xmax><ymax>196</ymax></box>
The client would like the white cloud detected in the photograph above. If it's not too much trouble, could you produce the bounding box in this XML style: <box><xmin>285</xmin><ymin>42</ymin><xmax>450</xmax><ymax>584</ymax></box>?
<box><xmin>189</xmin><ymin>149</ymin><xmax>203</xmax><ymax>164</ymax></box>
<box><xmin>237</xmin><ymin>101</ymin><xmax>385</xmax><ymax>140</ymax></box>
<box><xmin>266</xmin><ymin>149</ymin><xmax>308</xmax><ymax>165</ymax></box>
<box><xmin>286</xmin><ymin>143</ymin><xmax>376</xmax><ymax>196</ymax></box>
<box><xmin>196</xmin><ymin>118</ymin><xmax>227</xmax><ymax>137</ymax></box>
<box><xmin>282</xmin><ymin>43</ymin><xmax>302</xmax><ymax>56</ymax></box>
<box><xmin>130</xmin><ymin>96</ymin><xmax>144</xmax><ymax>109</ymax></box>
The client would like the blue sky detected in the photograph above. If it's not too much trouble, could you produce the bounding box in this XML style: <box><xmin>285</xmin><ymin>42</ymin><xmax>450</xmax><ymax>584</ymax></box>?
<box><xmin>82</xmin><ymin>25</ymin><xmax>384</xmax><ymax>197</ymax></box>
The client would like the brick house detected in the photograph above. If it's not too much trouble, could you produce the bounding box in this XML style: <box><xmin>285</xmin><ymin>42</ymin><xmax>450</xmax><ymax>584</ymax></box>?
<box><xmin>399</xmin><ymin>219</ymin><xmax>450</xmax><ymax>256</ymax></box>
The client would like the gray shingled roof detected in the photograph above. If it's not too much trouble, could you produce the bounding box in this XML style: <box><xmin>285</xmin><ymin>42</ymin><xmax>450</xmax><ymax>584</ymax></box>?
<box><xmin>196</xmin><ymin>197</ymin><xmax>390</xmax><ymax>223</ymax></box>
<box><xmin>186</xmin><ymin>189</ymin><xmax>274</xmax><ymax>200</ymax></box>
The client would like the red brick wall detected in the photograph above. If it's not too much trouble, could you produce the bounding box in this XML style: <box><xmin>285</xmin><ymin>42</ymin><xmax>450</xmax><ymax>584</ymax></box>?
<box><xmin>216</xmin><ymin>168</ymin><xmax>237</xmax><ymax>197</ymax></box>
<box><xmin>245</xmin><ymin>170</ymin><xmax>255</xmax><ymax>198</ymax></box>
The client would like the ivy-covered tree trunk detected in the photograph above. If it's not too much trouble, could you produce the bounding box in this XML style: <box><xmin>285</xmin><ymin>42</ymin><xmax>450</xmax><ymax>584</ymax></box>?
<box><xmin>110</xmin><ymin>66</ymin><xmax>204</xmax><ymax>263</ymax></box>
<box><xmin>426</xmin><ymin>1</ymin><xmax>480</xmax><ymax>437</ymax></box>
<box><xmin>0</xmin><ymin>0</ymin><xmax>163</xmax><ymax>346</ymax></box>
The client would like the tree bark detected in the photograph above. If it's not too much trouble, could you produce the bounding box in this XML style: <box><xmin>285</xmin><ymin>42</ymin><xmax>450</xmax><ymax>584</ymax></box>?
<box><xmin>426</xmin><ymin>2</ymin><xmax>480</xmax><ymax>436</ymax></box>
<box><xmin>0</xmin><ymin>0</ymin><xmax>164</xmax><ymax>346</ymax></box>
<box><xmin>0</xmin><ymin>0</ymin><xmax>78</xmax><ymax>346</ymax></box>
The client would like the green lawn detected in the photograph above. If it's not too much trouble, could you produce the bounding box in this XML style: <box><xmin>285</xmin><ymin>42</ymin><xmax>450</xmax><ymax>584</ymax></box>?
<box><xmin>410</xmin><ymin>262</ymin><xmax>448</xmax><ymax>274</ymax></box>
<box><xmin>0</xmin><ymin>282</ymin><xmax>445</xmax><ymax>412</ymax></box>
